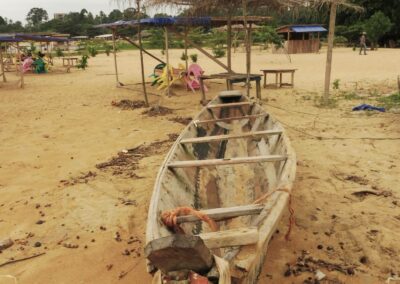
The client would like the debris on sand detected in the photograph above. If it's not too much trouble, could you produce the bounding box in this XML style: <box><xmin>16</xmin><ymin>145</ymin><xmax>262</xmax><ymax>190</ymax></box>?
<box><xmin>142</xmin><ymin>106</ymin><xmax>173</xmax><ymax>117</ymax></box>
<box><xmin>345</xmin><ymin>175</ymin><xmax>369</xmax><ymax>185</ymax></box>
<box><xmin>60</xmin><ymin>171</ymin><xmax>97</xmax><ymax>186</ymax></box>
<box><xmin>120</xmin><ymin>198</ymin><xmax>137</xmax><ymax>206</ymax></box>
<box><xmin>111</xmin><ymin>100</ymin><xmax>146</xmax><ymax>110</ymax></box>
<box><xmin>351</xmin><ymin>190</ymin><xmax>392</xmax><ymax>199</ymax></box>
<box><xmin>63</xmin><ymin>243</ymin><xmax>79</xmax><ymax>249</ymax></box>
<box><xmin>284</xmin><ymin>251</ymin><xmax>356</xmax><ymax>280</ymax></box>
<box><xmin>0</xmin><ymin>238</ymin><xmax>14</xmax><ymax>250</ymax></box>
<box><xmin>168</xmin><ymin>116</ymin><xmax>192</xmax><ymax>126</ymax></box>
<box><xmin>96</xmin><ymin>134</ymin><xmax>178</xmax><ymax>178</ymax></box>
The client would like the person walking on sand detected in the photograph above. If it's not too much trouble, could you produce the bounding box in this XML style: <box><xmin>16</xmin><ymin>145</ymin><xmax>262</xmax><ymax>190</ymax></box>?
<box><xmin>359</xmin><ymin>32</ymin><xmax>367</xmax><ymax>55</ymax></box>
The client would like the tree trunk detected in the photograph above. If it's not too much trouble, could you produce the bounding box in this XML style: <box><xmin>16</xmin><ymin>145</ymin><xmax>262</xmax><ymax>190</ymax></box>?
<box><xmin>137</xmin><ymin>0</ymin><xmax>149</xmax><ymax>107</ymax></box>
<box><xmin>242</xmin><ymin>0</ymin><xmax>250</xmax><ymax>97</ymax></box>
<box><xmin>111</xmin><ymin>29</ymin><xmax>120</xmax><ymax>87</ymax></box>
<box><xmin>324</xmin><ymin>1</ymin><xmax>337</xmax><ymax>101</ymax></box>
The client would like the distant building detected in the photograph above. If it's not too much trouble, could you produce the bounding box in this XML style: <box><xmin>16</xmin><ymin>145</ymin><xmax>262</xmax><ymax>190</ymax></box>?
<box><xmin>275</xmin><ymin>25</ymin><xmax>327</xmax><ymax>54</ymax></box>
<box><xmin>95</xmin><ymin>34</ymin><xmax>113</xmax><ymax>40</ymax></box>
<box><xmin>54</xmin><ymin>13</ymin><xmax>66</xmax><ymax>20</ymax></box>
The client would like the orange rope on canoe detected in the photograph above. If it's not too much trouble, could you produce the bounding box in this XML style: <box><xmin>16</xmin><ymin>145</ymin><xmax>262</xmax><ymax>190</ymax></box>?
<box><xmin>161</xmin><ymin>206</ymin><xmax>218</xmax><ymax>234</ymax></box>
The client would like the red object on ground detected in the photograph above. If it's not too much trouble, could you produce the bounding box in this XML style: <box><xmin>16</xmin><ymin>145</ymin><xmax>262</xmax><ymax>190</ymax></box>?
<box><xmin>189</xmin><ymin>271</ymin><xmax>209</xmax><ymax>284</ymax></box>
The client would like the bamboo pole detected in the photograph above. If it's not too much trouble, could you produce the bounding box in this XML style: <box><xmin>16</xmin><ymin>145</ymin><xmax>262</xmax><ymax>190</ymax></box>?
<box><xmin>173</xmin><ymin>30</ymin><xmax>231</xmax><ymax>72</ymax></box>
<box><xmin>324</xmin><ymin>1</ymin><xmax>337</xmax><ymax>101</ymax></box>
<box><xmin>184</xmin><ymin>27</ymin><xmax>189</xmax><ymax>71</ymax></box>
<box><xmin>16</xmin><ymin>42</ymin><xmax>24</xmax><ymax>88</ymax></box>
<box><xmin>137</xmin><ymin>0</ymin><xmax>149</xmax><ymax>107</ymax></box>
<box><xmin>164</xmin><ymin>26</ymin><xmax>170</xmax><ymax>97</ymax></box>
<box><xmin>242</xmin><ymin>0</ymin><xmax>250</xmax><ymax>97</ymax></box>
<box><xmin>0</xmin><ymin>44</ymin><xmax>6</xmax><ymax>82</ymax></box>
<box><xmin>227</xmin><ymin>9</ymin><xmax>233</xmax><ymax>73</ymax></box>
<box><xmin>111</xmin><ymin>29</ymin><xmax>120</xmax><ymax>87</ymax></box>
<box><xmin>121</xmin><ymin>36</ymin><xmax>165</xmax><ymax>64</ymax></box>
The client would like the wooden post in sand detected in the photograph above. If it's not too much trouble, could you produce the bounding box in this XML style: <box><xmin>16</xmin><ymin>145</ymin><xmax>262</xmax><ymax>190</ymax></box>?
<box><xmin>397</xmin><ymin>75</ymin><xmax>400</xmax><ymax>93</ymax></box>
<box><xmin>137</xmin><ymin>0</ymin><xmax>149</xmax><ymax>107</ymax></box>
<box><xmin>227</xmin><ymin>8</ymin><xmax>233</xmax><ymax>74</ymax></box>
<box><xmin>16</xmin><ymin>42</ymin><xmax>24</xmax><ymax>88</ymax></box>
<box><xmin>111</xmin><ymin>29</ymin><xmax>120</xmax><ymax>87</ymax></box>
<box><xmin>242</xmin><ymin>0</ymin><xmax>251</xmax><ymax>97</ymax></box>
<box><xmin>0</xmin><ymin>44</ymin><xmax>6</xmax><ymax>83</ymax></box>
<box><xmin>164</xmin><ymin>26</ymin><xmax>171</xmax><ymax>97</ymax></box>
<box><xmin>324</xmin><ymin>1</ymin><xmax>337</xmax><ymax>101</ymax></box>
<box><xmin>184</xmin><ymin>27</ymin><xmax>189</xmax><ymax>71</ymax></box>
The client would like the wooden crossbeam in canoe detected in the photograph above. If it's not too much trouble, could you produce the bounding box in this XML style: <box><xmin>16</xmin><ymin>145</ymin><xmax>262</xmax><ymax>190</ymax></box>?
<box><xmin>168</xmin><ymin>155</ymin><xmax>286</xmax><ymax>168</ymax></box>
<box><xmin>207</xmin><ymin>102</ymin><xmax>254</xmax><ymax>109</ymax></box>
<box><xmin>177</xmin><ymin>204</ymin><xmax>264</xmax><ymax>223</ymax></box>
<box><xmin>194</xmin><ymin>113</ymin><xmax>268</xmax><ymax>125</ymax></box>
<box><xmin>198</xmin><ymin>227</ymin><xmax>258</xmax><ymax>249</ymax></box>
<box><xmin>180</xmin><ymin>130</ymin><xmax>282</xmax><ymax>144</ymax></box>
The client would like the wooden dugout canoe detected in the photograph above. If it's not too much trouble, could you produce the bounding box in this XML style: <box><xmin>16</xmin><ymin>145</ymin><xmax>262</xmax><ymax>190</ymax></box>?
<box><xmin>145</xmin><ymin>91</ymin><xmax>296</xmax><ymax>283</ymax></box>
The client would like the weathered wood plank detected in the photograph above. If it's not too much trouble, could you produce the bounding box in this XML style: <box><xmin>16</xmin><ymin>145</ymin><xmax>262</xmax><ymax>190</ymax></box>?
<box><xmin>145</xmin><ymin>235</ymin><xmax>214</xmax><ymax>273</ymax></box>
<box><xmin>198</xmin><ymin>227</ymin><xmax>258</xmax><ymax>249</ymax></box>
<box><xmin>194</xmin><ymin>113</ymin><xmax>267</xmax><ymax>125</ymax></box>
<box><xmin>207</xmin><ymin>102</ymin><xmax>253</xmax><ymax>109</ymax></box>
<box><xmin>168</xmin><ymin>155</ymin><xmax>287</xmax><ymax>168</ymax></box>
<box><xmin>180</xmin><ymin>130</ymin><xmax>282</xmax><ymax>144</ymax></box>
<box><xmin>176</xmin><ymin>204</ymin><xmax>264</xmax><ymax>223</ymax></box>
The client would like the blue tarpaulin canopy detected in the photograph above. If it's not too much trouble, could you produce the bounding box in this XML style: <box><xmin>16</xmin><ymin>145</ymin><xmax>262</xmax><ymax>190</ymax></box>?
<box><xmin>276</xmin><ymin>25</ymin><xmax>327</xmax><ymax>34</ymax></box>
<box><xmin>0</xmin><ymin>34</ymin><xmax>68</xmax><ymax>43</ymax></box>
<box><xmin>15</xmin><ymin>34</ymin><xmax>69</xmax><ymax>42</ymax></box>
<box><xmin>0</xmin><ymin>36</ymin><xmax>22</xmax><ymax>42</ymax></box>
<box><xmin>96</xmin><ymin>17</ymin><xmax>218</xmax><ymax>29</ymax></box>
<box><xmin>291</xmin><ymin>26</ymin><xmax>327</xmax><ymax>33</ymax></box>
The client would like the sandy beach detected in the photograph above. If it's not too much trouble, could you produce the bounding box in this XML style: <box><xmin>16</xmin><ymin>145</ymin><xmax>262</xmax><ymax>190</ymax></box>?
<box><xmin>0</xmin><ymin>47</ymin><xmax>399</xmax><ymax>283</ymax></box>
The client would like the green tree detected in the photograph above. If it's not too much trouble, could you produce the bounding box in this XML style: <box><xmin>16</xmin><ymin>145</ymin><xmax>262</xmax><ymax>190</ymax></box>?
<box><xmin>108</xmin><ymin>9</ymin><xmax>123</xmax><ymax>22</ymax></box>
<box><xmin>364</xmin><ymin>11</ymin><xmax>392</xmax><ymax>48</ymax></box>
<box><xmin>26</xmin><ymin>8</ymin><xmax>48</xmax><ymax>28</ymax></box>
<box><xmin>253</xmin><ymin>25</ymin><xmax>283</xmax><ymax>49</ymax></box>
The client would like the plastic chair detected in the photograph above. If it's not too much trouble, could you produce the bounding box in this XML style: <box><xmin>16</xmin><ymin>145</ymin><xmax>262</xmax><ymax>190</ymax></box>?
<box><xmin>184</xmin><ymin>63</ymin><xmax>208</xmax><ymax>93</ymax></box>
<box><xmin>157</xmin><ymin>64</ymin><xmax>185</xmax><ymax>91</ymax></box>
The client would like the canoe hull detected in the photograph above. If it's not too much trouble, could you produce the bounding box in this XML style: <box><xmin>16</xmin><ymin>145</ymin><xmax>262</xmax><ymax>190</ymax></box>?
<box><xmin>146</xmin><ymin>93</ymin><xmax>296</xmax><ymax>283</ymax></box>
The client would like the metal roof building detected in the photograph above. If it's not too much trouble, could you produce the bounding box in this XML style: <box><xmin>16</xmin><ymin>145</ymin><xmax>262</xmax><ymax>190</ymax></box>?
<box><xmin>276</xmin><ymin>25</ymin><xmax>327</xmax><ymax>54</ymax></box>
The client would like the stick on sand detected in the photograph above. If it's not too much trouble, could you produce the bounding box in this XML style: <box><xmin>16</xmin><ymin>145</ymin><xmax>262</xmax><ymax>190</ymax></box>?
<box><xmin>0</xmin><ymin>252</ymin><xmax>46</xmax><ymax>268</ymax></box>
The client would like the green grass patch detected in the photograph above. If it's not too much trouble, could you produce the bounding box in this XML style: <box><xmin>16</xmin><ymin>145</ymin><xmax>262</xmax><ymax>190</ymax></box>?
<box><xmin>342</xmin><ymin>91</ymin><xmax>362</xmax><ymax>100</ymax></box>
<box><xmin>377</xmin><ymin>93</ymin><xmax>400</xmax><ymax>110</ymax></box>
<box><xmin>314</xmin><ymin>96</ymin><xmax>338</xmax><ymax>108</ymax></box>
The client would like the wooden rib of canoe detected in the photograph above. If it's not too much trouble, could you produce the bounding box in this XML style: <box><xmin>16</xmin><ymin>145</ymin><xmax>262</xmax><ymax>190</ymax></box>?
<box><xmin>145</xmin><ymin>91</ymin><xmax>296</xmax><ymax>284</ymax></box>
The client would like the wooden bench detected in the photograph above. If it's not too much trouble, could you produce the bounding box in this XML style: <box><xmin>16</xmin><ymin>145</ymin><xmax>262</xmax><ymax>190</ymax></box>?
<box><xmin>199</xmin><ymin>73</ymin><xmax>262</xmax><ymax>103</ymax></box>
<box><xmin>62</xmin><ymin>57</ymin><xmax>78</xmax><ymax>67</ymax></box>
<box><xmin>260</xmin><ymin>69</ymin><xmax>297</xmax><ymax>89</ymax></box>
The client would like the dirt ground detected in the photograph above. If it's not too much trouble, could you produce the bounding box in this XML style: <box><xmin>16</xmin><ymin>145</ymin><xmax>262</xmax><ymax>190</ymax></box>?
<box><xmin>0</xmin><ymin>47</ymin><xmax>399</xmax><ymax>284</ymax></box>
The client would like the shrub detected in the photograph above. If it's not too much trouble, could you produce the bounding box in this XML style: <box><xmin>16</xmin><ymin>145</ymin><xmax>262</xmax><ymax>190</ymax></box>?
<box><xmin>212</xmin><ymin>46</ymin><xmax>225</xmax><ymax>58</ymax></box>
<box><xmin>87</xmin><ymin>46</ymin><xmax>98</xmax><ymax>57</ymax></box>
<box><xmin>103</xmin><ymin>43</ymin><xmax>112</xmax><ymax>56</ymax></box>
<box><xmin>55</xmin><ymin>48</ymin><xmax>64</xmax><ymax>57</ymax></box>
<box><xmin>333</xmin><ymin>36</ymin><xmax>348</xmax><ymax>46</ymax></box>
<box><xmin>180</xmin><ymin>52</ymin><xmax>188</xmax><ymax>61</ymax></box>
<box><xmin>77</xmin><ymin>55</ymin><xmax>89</xmax><ymax>70</ymax></box>
<box><xmin>190</xmin><ymin>54</ymin><xmax>198</xmax><ymax>63</ymax></box>
<box><xmin>332</xmin><ymin>79</ymin><xmax>340</xmax><ymax>90</ymax></box>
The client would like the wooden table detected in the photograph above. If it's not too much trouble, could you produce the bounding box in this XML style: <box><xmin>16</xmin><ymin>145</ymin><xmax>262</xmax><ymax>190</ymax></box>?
<box><xmin>62</xmin><ymin>57</ymin><xmax>78</xmax><ymax>67</ymax></box>
<box><xmin>199</xmin><ymin>73</ymin><xmax>262</xmax><ymax>104</ymax></box>
<box><xmin>260</xmin><ymin>69</ymin><xmax>297</xmax><ymax>89</ymax></box>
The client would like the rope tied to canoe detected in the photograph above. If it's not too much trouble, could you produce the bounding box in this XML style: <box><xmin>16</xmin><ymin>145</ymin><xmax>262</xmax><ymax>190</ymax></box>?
<box><xmin>161</xmin><ymin>206</ymin><xmax>218</xmax><ymax>234</ymax></box>
<box><xmin>253</xmin><ymin>187</ymin><xmax>295</xmax><ymax>241</ymax></box>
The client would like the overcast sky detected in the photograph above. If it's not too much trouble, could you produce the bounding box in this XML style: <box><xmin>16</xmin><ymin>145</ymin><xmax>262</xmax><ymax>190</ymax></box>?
<box><xmin>1</xmin><ymin>0</ymin><xmax>171</xmax><ymax>23</ymax></box>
